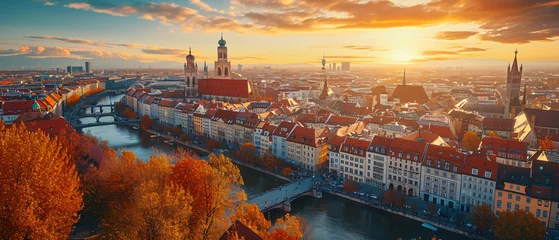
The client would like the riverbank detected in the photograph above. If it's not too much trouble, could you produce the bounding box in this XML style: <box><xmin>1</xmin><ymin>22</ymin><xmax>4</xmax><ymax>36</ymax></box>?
<box><xmin>322</xmin><ymin>190</ymin><xmax>484</xmax><ymax>239</ymax></box>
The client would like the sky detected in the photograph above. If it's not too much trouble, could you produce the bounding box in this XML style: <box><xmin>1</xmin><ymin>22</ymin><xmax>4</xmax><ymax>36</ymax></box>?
<box><xmin>0</xmin><ymin>0</ymin><xmax>558</xmax><ymax>69</ymax></box>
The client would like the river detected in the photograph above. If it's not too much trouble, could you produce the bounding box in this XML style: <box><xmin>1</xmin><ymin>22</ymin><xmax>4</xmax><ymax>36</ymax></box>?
<box><xmin>78</xmin><ymin>94</ymin><xmax>469</xmax><ymax>240</ymax></box>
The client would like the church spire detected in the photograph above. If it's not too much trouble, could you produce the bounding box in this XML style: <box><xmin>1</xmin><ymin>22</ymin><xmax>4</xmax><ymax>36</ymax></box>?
<box><xmin>402</xmin><ymin>69</ymin><xmax>406</xmax><ymax>85</ymax></box>
<box><xmin>511</xmin><ymin>49</ymin><xmax>519</xmax><ymax>72</ymax></box>
<box><xmin>521</xmin><ymin>84</ymin><xmax>527</xmax><ymax>112</ymax></box>
<box><xmin>189</xmin><ymin>47</ymin><xmax>191</xmax><ymax>55</ymax></box>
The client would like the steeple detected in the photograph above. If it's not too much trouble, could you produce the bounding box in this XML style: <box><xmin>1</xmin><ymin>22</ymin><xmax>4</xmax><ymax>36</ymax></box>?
<box><xmin>521</xmin><ymin>84</ymin><xmax>527</xmax><ymax>112</ymax></box>
<box><xmin>319</xmin><ymin>75</ymin><xmax>329</xmax><ymax>100</ymax></box>
<box><xmin>402</xmin><ymin>69</ymin><xmax>406</xmax><ymax>86</ymax></box>
<box><xmin>511</xmin><ymin>49</ymin><xmax>519</xmax><ymax>72</ymax></box>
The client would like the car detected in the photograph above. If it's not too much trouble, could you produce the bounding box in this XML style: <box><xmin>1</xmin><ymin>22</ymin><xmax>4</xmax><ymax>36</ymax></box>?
<box><xmin>358</xmin><ymin>192</ymin><xmax>366</xmax><ymax>196</ymax></box>
<box><xmin>369</xmin><ymin>194</ymin><xmax>378</xmax><ymax>199</ymax></box>
<box><xmin>404</xmin><ymin>205</ymin><xmax>412</xmax><ymax>210</ymax></box>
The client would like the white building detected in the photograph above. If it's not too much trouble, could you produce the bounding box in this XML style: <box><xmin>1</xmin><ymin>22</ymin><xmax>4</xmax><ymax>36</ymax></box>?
<box><xmin>460</xmin><ymin>153</ymin><xmax>498</xmax><ymax>212</ymax></box>
<box><xmin>366</xmin><ymin>136</ymin><xmax>393</xmax><ymax>189</ymax></box>
<box><xmin>387</xmin><ymin>138</ymin><xmax>427</xmax><ymax>197</ymax></box>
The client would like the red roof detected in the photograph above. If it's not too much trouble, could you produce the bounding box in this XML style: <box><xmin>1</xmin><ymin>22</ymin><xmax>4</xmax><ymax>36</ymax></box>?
<box><xmin>213</xmin><ymin>109</ymin><xmax>239</xmax><ymax>124</ymax></box>
<box><xmin>296</xmin><ymin>114</ymin><xmax>329</xmax><ymax>124</ymax></box>
<box><xmin>326</xmin><ymin>115</ymin><xmax>358</xmax><ymax>126</ymax></box>
<box><xmin>341</xmin><ymin>137</ymin><xmax>371</xmax><ymax>157</ymax></box>
<box><xmin>328</xmin><ymin>135</ymin><xmax>347</xmax><ymax>152</ymax></box>
<box><xmin>219</xmin><ymin>220</ymin><xmax>263</xmax><ymax>240</ymax></box>
<box><xmin>389</xmin><ymin>138</ymin><xmax>427</xmax><ymax>163</ymax></box>
<box><xmin>369</xmin><ymin>135</ymin><xmax>394</xmax><ymax>154</ymax></box>
<box><xmin>423</xmin><ymin>144</ymin><xmax>465</xmax><ymax>173</ymax></box>
<box><xmin>158</xmin><ymin>99</ymin><xmax>179</xmax><ymax>108</ymax></box>
<box><xmin>421</xmin><ymin>124</ymin><xmax>455</xmax><ymax>140</ymax></box>
<box><xmin>463</xmin><ymin>153</ymin><xmax>498</xmax><ymax>181</ymax></box>
<box><xmin>273</xmin><ymin>121</ymin><xmax>300</xmax><ymax>138</ymax></box>
<box><xmin>198</xmin><ymin>78</ymin><xmax>251</xmax><ymax>98</ymax></box>
<box><xmin>2</xmin><ymin>100</ymin><xmax>46</xmax><ymax>114</ymax></box>
<box><xmin>287</xmin><ymin>126</ymin><xmax>330</xmax><ymax>147</ymax></box>
<box><xmin>483</xmin><ymin>118</ymin><xmax>515</xmax><ymax>132</ymax></box>
<box><xmin>13</xmin><ymin>112</ymin><xmax>75</xmax><ymax>136</ymax></box>
<box><xmin>480</xmin><ymin>137</ymin><xmax>528</xmax><ymax>161</ymax></box>
<box><xmin>391</xmin><ymin>85</ymin><xmax>429</xmax><ymax>104</ymax></box>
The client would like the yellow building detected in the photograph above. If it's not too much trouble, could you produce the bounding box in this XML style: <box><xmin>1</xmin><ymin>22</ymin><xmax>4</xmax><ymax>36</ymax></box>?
<box><xmin>494</xmin><ymin>164</ymin><xmax>551</xmax><ymax>227</ymax></box>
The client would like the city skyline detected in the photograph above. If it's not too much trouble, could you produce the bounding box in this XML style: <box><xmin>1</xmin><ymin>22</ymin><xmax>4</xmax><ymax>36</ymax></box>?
<box><xmin>1</xmin><ymin>0</ymin><xmax>559</xmax><ymax>68</ymax></box>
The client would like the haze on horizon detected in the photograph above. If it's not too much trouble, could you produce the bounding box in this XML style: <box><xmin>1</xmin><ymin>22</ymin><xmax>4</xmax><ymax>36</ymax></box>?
<box><xmin>1</xmin><ymin>0</ymin><xmax>559</xmax><ymax>69</ymax></box>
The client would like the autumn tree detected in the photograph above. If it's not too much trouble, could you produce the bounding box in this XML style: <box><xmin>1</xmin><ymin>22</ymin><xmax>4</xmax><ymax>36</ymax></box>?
<box><xmin>264</xmin><ymin>214</ymin><xmax>312</xmax><ymax>240</ymax></box>
<box><xmin>260</xmin><ymin>151</ymin><xmax>283</xmax><ymax>171</ymax></box>
<box><xmin>427</xmin><ymin>203</ymin><xmax>437</xmax><ymax>218</ymax></box>
<box><xmin>170</xmin><ymin>153</ymin><xmax>244</xmax><ymax>240</ymax></box>
<box><xmin>101</xmin><ymin>152</ymin><xmax>194</xmax><ymax>239</ymax></box>
<box><xmin>382</xmin><ymin>189</ymin><xmax>408</xmax><ymax>207</ymax></box>
<box><xmin>140</xmin><ymin>114</ymin><xmax>155</xmax><ymax>130</ymax></box>
<box><xmin>470</xmin><ymin>203</ymin><xmax>496</xmax><ymax>233</ymax></box>
<box><xmin>0</xmin><ymin>123</ymin><xmax>83</xmax><ymax>239</ymax></box>
<box><xmin>171</xmin><ymin>125</ymin><xmax>182</xmax><ymax>137</ymax></box>
<box><xmin>206</xmin><ymin>139</ymin><xmax>220</xmax><ymax>151</ymax></box>
<box><xmin>180</xmin><ymin>134</ymin><xmax>190</xmax><ymax>142</ymax></box>
<box><xmin>282</xmin><ymin>167</ymin><xmax>294</xmax><ymax>176</ymax></box>
<box><xmin>463</xmin><ymin>131</ymin><xmax>481</xmax><ymax>151</ymax></box>
<box><xmin>231</xmin><ymin>203</ymin><xmax>271</xmax><ymax>234</ymax></box>
<box><xmin>487</xmin><ymin>131</ymin><xmax>501</xmax><ymax>139</ymax></box>
<box><xmin>114</xmin><ymin>102</ymin><xmax>125</xmax><ymax>113</ymax></box>
<box><xmin>123</xmin><ymin>108</ymin><xmax>137</xmax><ymax>119</ymax></box>
<box><xmin>494</xmin><ymin>210</ymin><xmax>545</xmax><ymax>240</ymax></box>
<box><xmin>343</xmin><ymin>179</ymin><xmax>360</xmax><ymax>193</ymax></box>
<box><xmin>539</xmin><ymin>137</ymin><xmax>554</xmax><ymax>150</ymax></box>
<box><xmin>237</xmin><ymin>142</ymin><xmax>258</xmax><ymax>164</ymax></box>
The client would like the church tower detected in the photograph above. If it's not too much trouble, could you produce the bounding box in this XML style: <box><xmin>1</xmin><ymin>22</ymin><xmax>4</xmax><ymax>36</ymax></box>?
<box><xmin>214</xmin><ymin>33</ymin><xmax>232</xmax><ymax>79</ymax></box>
<box><xmin>504</xmin><ymin>49</ymin><xmax>523</xmax><ymax>118</ymax></box>
<box><xmin>184</xmin><ymin>47</ymin><xmax>200</xmax><ymax>100</ymax></box>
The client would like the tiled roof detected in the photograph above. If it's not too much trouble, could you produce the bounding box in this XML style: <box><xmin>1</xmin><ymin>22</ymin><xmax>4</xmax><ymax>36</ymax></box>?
<box><xmin>483</xmin><ymin>118</ymin><xmax>515</xmax><ymax>132</ymax></box>
<box><xmin>158</xmin><ymin>99</ymin><xmax>179</xmax><ymax>108</ymax></box>
<box><xmin>368</xmin><ymin>135</ymin><xmax>393</xmax><ymax>154</ymax></box>
<box><xmin>480</xmin><ymin>137</ymin><xmax>528</xmax><ymax>161</ymax></box>
<box><xmin>213</xmin><ymin>109</ymin><xmax>239</xmax><ymax>124</ymax></box>
<box><xmin>400</xmin><ymin>130</ymin><xmax>449</xmax><ymax>147</ymax></box>
<box><xmin>421</xmin><ymin>124</ymin><xmax>455</xmax><ymax>140</ymax></box>
<box><xmin>328</xmin><ymin>135</ymin><xmax>346</xmax><ymax>152</ymax></box>
<box><xmin>273</xmin><ymin>121</ymin><xmax>299</xmax><ymax>138</ymax></box>
<box><xmin>3</xmin><ymin>100</ymin><xmax>46</xmax><ymax>114</ymax></box>
<box><xmin>14</xmin><ymin>112</ymin><xmax>75</xmax><ymax>135</ymax></box>
<box><xmin>219</xmin><ymin>220</ymin><xmax>263</xmax><ymax>240</ymax></box>
<box><xmin>391</xmin><ymin>85</ymin><xmax>429</xmax><ymax>104</ymax></box>
<box><xmin>389</xmin><ymin>138</ymin><xmax>427</xmax><ymax>163</ymax></box>
<box><xmin>340</xmin><ymin>137</ymin><xmax>371</xmax><ymax>157</ymax></box>
<box><xmin>463</xmin><ymin>153</ymin><xmax>498</xmax><ymax>180</ymax></box>
<box><xmin>325</xmin><ymin>115</ymin><xmax>358</xmax><ymax>126</ymax></box>
<box><xmin>524</xmin><ymin>108</ymin><xmax>559</xmax><ymax>129</ymax></box>
<box><xmin>198</xmin><ymin>78</ymin><xmax>251</xmax><ymax>98</ymax></box>
<box><xmin>423</xmin><ymin>144</ymin><xmax>465</xmax><ymax>174</ymax></box>
<box><xmin>287</xmin><ymin>126</ymin><xmax>330</xmax><ymax>147</ymax></box>
<box><xmin>296</xmin><ymin>114</ymin><xmax>329</xmax><ymax>124</ymax></box>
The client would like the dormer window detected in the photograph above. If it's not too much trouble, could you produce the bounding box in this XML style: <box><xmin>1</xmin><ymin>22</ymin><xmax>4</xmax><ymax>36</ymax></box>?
<box><xmin>484</xmin><ymin>170</ymin><xmax>491</xmax><ymax>178</ymax></box>
<box><xmin>444</xmin><ymin>162</ymin><xmax>450</xmax><ymax>170</ymax></box>
<box><xmin>472</xmin><ymin>168</ymin><xmax>478</xmax><ymax>175</ymax></box>
<box><xmin>453</xmin><ymin>166</ymin><xmax>457</xmax><ymax>172</ymax></box>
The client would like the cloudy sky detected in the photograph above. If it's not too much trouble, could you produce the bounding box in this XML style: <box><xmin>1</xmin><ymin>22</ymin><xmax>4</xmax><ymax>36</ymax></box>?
<box><xmin>1</xmin><ymin>0</ymin><xmax>558</xmax><ymax>68</ymax></box>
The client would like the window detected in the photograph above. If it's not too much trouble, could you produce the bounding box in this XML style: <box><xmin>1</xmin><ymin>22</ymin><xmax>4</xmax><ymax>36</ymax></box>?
<box><xmin>484</xmin><ymin>170</ymin><xmax>491</xmax><ymax>178</ymax></box>
<box><xmin>472</xmin><ymin>168</ymin><xmax>478</xmax><ymax>175</ymax></box>
<box><xmin>508</xmin><ymin>194</ymin><xmax>512</xmax><ymax>200</ymax></box>
<box><xmin>544</xmin><ymin>210</ymin><xmax>548</xmax><ymax>218</ymax></box>
<box><xmin>536</xmin><ymin>209</ymin><xmax>541</xmax><ymax>218</ymax></box>
<box><xmin>498</xmin><ymin>192</ymin><xmax>502</xmax><ymax>197</ymax></box>
<box><xmin>507</xmin><ymin>202</ymin><xmax>511</xmax><ymax>210</ymax></box>
<box><xmin>538</xmin><ymin>200</ymin><xmax>542</xmax><ymax>206</ymax></box>
<box><xmin>516</xmin><ymin>196</ymin><xmax>521</xmax><ymax>201</ymax></box>
<box><xmin>497</xmin><ymin>200</ymin><xmax>502</xmax><ymax>208</ymax></box>
<box><xmin>526</xmin><ymin>206</ymin><xmax>530</xmax><ymax>214</ymax></box>
<box><xmin>516</xmin><ymin>186</ymin><xmax>520</xmax><ymax>191</ymax></box>
<box><xmin>527</xmin><ymin>198</ymin><xmax>531</xmax><ymax>203</ymax></box>
<box><xmin>545</xmin><ymin>201</ymin><xmax>549</xmax><ymax>207</ymax></box>
<box><xmin>444</xmin><ymin>162</ymin><xmax>450</xmax><ymax>170</ymax></box>
<box><xmin>514</xmin><ymin>204</ymin><xmax>519</xmax><ymax>211</ymax></box>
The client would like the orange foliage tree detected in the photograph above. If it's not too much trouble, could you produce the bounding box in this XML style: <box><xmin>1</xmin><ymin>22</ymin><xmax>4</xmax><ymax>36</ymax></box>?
<box><xmin>206</xmin><ymin>139</ymin><xmax>220</xmax><ymax>151</ymax></box>
<box><xmin>170</xmin><ymin>153</ymin><xmax>244</xmax><ymax>240</ymax></box>
<box><xmin>539</xmin><ymin>137</ymin><xmax>554</xmax><ymax>150</ymax></box>
<box><xmin>123</xmin><ymin>108</ymin><xmax>138</xmax><ymax>119</ymax></box>
<box><xmin>260</xmin><ymin>151</ymin><xmax>283</xmax><ymax>171</ymax></box>
<box><xmin>100</xmin><ymin>152</ymin><xmax>194</xmax><ymax>239</ymax></box>
<box><xmin>463</xmin><ymin>131</ymin><xmax>481</xmax><ymax>151</ymax></box>
<box><xmin>487</xmin><ymin>131</ymin><xmax>501</xmax><ymax>139</ymax></box>
<box><xmin>343</xmin><ymin>179</ymin><xmax>360</xmax><ymax>193</ymax></box>
<box><xmin>171</xmin><ymin>125</ymin><xmax>182</xmax><ymax>137</ymax></box>
<box><xmin>237</xmin><ymin>142</ymin><xmax>258</xmax><ymax>164</ymax></box>
<box><xmin>282</xmin><ymin>167</ymin><xmax>294</xmax><ymax>176</ymax></box>
<box><xmin>493</xmin><ymin>209</ymin><xmax>545</xmax><ymax>240</ymax></box>
<box><xmin>140</xmin><ymin>114</ymin><xmax>155</xmax><ymax>130</ymax></box>
<box><xmin>114</xmin><ymin>102</ymin><xmax>125</xmax><ymax>113</ymax></box>
<box><xmin>0</xmin><ymin>123</ymin><xmax>83</xmax><ymax>239</ymax></box>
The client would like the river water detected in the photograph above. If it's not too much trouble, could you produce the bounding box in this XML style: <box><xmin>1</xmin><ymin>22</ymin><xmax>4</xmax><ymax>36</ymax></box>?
<box><xmin>78</xmin><ymin>94</ymin><xmax>469</xmax><ymax>240</ymax></box>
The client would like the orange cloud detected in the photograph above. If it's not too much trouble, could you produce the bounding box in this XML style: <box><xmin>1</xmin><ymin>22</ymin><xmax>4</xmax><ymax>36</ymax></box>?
<box><xmin>434</xmin><ymin>31</ymin><xmax>478</xmax><ymax>40</ymax></box>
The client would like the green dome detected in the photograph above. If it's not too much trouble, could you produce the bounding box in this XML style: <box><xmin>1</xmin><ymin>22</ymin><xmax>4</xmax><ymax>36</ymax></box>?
<box><xmin>32</xmin><ymin>100</ymin><xmax>40</xmax><ymax>110</ymax></box>
<box><xmin>218</xmin><ymin>34</ymin><xmax>226</xmax><ymax>46</ymax></box>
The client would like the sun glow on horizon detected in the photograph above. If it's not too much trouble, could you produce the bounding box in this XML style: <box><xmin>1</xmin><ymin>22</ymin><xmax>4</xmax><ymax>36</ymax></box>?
<box><xmin>390</xmin><ymin>50</ymin><xmax>416</xmax><ymax>64</ymax></box>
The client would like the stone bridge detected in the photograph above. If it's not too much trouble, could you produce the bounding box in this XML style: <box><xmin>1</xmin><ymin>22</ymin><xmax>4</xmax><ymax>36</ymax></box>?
<box><xmin>247</xmin><ymin>178</ymin><xmax>321</xmax><ymax>212</ymax></box>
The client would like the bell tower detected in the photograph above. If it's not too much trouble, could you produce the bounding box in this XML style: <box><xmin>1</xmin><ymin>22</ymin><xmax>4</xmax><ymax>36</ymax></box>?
<box><xmin>214</xmin><ymin>33</ymin><xmax>232</xmax><ymax>79</ymax></box>
<box><xmin>184</xmin><ymin>47</ymin><xmax>199</xmax><ymax>100</ymax></box>
<box><xmin>504</xmin><ymin>49</ymin><xmax>522</xmax><ymax>118</ymax></box>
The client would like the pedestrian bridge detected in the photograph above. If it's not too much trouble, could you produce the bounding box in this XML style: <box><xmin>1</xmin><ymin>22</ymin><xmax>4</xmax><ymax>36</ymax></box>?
<box><xmin>247</xmin><ymin>178</ymin><xmax>321</xmax><ymax>212</ymax></box>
